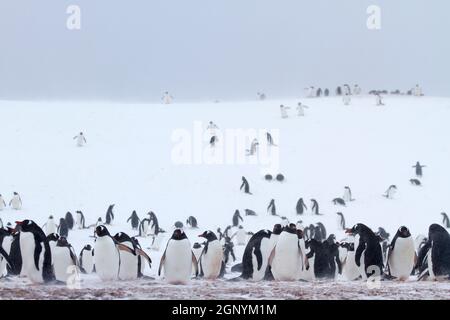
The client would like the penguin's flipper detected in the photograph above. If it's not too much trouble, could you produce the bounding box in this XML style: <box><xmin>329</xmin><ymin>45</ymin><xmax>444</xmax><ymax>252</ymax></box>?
<box><xmin>136</xmin><ymin>248</ymin><xmax>152</xmax><ymax>268</ymax></box>
<box><xmin>158</xmin><ymin>251</ymin><xmax>166</xmax><ymax>276</ymax></box>
<box><xmin>117</xmin><ymin>243</ymin><xmax>135</xmax><ymax>255</ymax></box>
<box><xmin>34</xmin><ymin>242</ymin><xmax>43</xmax><ymax>271</ymax></box>
<box><xmin>191</xmin><ymin>251</ymin><xmax>199</xmax><ymax>277</ymax></box>
<box><xmin>0</xmin><ymin>247</ymin><xmax>13</xmax><ymax>270</ymax></box>
<box><xmin>254</xmin><ymin>247</ymin><xmax>263</xmax><ymax>271</ymax></box>
<box><xmin>69</xmin><ymin>247</ymin><xmax>78</xmax><ymax>267</ymax></box>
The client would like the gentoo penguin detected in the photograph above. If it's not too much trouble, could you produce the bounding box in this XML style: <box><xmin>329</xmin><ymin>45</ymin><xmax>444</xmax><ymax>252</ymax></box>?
<box><xmin>343</xmin><ymin>187</ymin><xmax>354</xmax><ymax>202</ymax></box>
<box><xmin>0</xmin><ymin>194</ymin><xmax>6</xmax><ymax>210</ymax></box>
<box><xmin>306</xmin><ymin>236</ymin><xmax>340</xmax><ymax>279</ymax></box>
<box><xmin>147</xmin><ymin>211</ymin><xmax>160</xmax><ymax>236</ymax></box>
<box><xmin>343</xmin><ymin>94</ymin><xmax>351</xmax><ymax>105</ymax></box>
<box><xmin>57</xmin><ymin>218</ymin><xmax>69</xmax><ymax>238</ymax></box>
<box><xmin>76</xmin><ymin>211</ymin><xmax>86</xmax><ymax>229</ymax></box>
<box><xmin>246</xmin><ymin>139</ymin><xmax>259</xmax><ymax>156</ymax></box>
<box><xmin>192</xmin><ymin>243</ymin><xmax>203</xmax><ymax>263</ymax></box>
<box><xmin>266</xmin><ymin>132</ymin><xmax>276</xmax><ymax>146</ymax></box>
<box><xmin>240</xmin><ymin>225</ymin><xmax>282</xmax><ymax>281</ymax></box>
<box><xmin>412</xmin><ymin>162</ymin><xmax>426</xmax><ymax>178</ymax></box>
<box><xmin>245</xmin><ymin>209</ymin><xmax>257</xmax><ymax>216</ymax></box>
<box><xmin>280</xmin><ymin>104</ymin><xmax>290</xmax><ymax>119</ymax></box>
<box><xmin>232</xmin><ymin>210</ymin><xmax>243</xmax><ymax>227</ymax></box>
<box><xmin>198</xmin><ymin>231</ymin><xmax>223</xmax><ymax>280</ymax></box>
<box><xmin>267</xmin><ymin>199</ymin><xmax>277</xmax><ymax>216</ymax></box>
<box><xmin>223</xmin><ymin>236</ymin><xmax>236</xmax><ymax>265</ymax></box>
<box><xmin>420</xmin><ymin>224</ymin><xmax>450</xmax><ymax>280</ymax></box>
<box><xmin>79</xmin><ymin>244</ymin><xmax>94</xmax><ymax>274</ymax></box>
<box><xmin>7</xmin><ymin>228</ymin><xmax>22</xmax><ymax>276</ymax></box>
<box><xmin>93</xmin><ymin>225</ymin><xmax>120</xmax><ymax>281</ymax></box>
<box><xmin>315</xmin><ymin>222</ymin><xmax>327</xmax><ymax>241</ymax></box>
<box><xmin>275</xmin><ymin>174</ymin><xmax>285</xmax><ymax>182</ymax></box>
<box><xmin>332</xmin><ymin>198</ymin><xmax>346</xmax><ymax>206</ymax></box>
<box><xmin>336</xmin><ymin>212</ymin><xmax>346</xmax><ymax>230</ymax></box>
<box><xmin>15</xmin><ymin>220</ymin><xmax>55</xmax><ymax>283</ymax></box>
<box><xmin>73</xmin><ymin>132</ymin><xmax>87</xmax><ymax>147</ymax></box>
<box><xmin>442</xmin><ymin>212</ymin><xmax>450</xmax><ymax>228</ymax></box>
<box><xmin>269</xmin><ymin>224</ymin><xmax>305</xmax><ymax>281</ymax></box>
<box><xmin>0</xmin><ymin>228</ymin><xmax>13</xmax><ymax>277</ymax></box>
<box><xmin>113</xmin><ymin>232</ymin><xmax>139</xmax><ymax>280</ymax></box>
<box><xmin>53</xmin><ymin>237</ymin><xmax>78</xmax><ymax>283</ymax></box>
<box><xmin>65</xmin><ymin>212</ymin><xmax>74</xmax><ymax>230</ymax></box>
<box><xmin>324</xmin><ymin>89</ymin><xmax>330</xmax><ymax>96</ymax></box>
<box><xmin>310</xmin><ymin>199</ymin><xmax>321</xmax><ymax>215</ymax></box>
<box><xmin>386</xmin><ymin>226</ymin><xmax>416</xmax><ymax>281</ymax></box>
<box><xmin>43</xmin><ymin>215</ymin><xmax>57</xmax><ymax>236</ymax></box>
<box><xmin>138</xmin><ymin>217</ymin><xmax>151</xmax><ymax>237</ymax></box>
<box><xmin>376</xmin><ymin>227</ymin><xmax>390</xmax><ymax>261</ymax></box>
<box><xmin>339</xmin><ymin>241</ymin><xmax>360</xmax><ymax>281</ymax></box>
<box><xmin>186</xmin><ymin>216</ymin><xmax>198</xmax><ymax>229</ymax></box>
<box><xmin>162</xmin><ymin>91</ymin><xmax>173</xmax><ymax>104</ymax></box>
<box><xmin>383</xmin><ymin>185</ymin><xmax>397</xmax><ymax>199</ymax></box>
<box><xmin>296</xmin><ymin>102</ymin><xmax>309</xmax><ymax>117</ymax></box>
<box><xmin>296</xmin><ymin>198</ymin><xmax>307</xmax><ymax>215</ymax></box>
<box><xmin>409</xmin><ymin>179</ymin><xmax>421</xmax><ymax>186</ymax></box>
<box><xmin>336</xmin><ymin>86</ymin><xmax>342</xmax><ymax>95</ymax></box>
<box><xmin>240</xmin><ymin>176</ymin><xmax>252</xmax><ymax>194</ymax></box>
<box><xmin>127</xmin><ymin>211</ymin><xmax>140</xmax><ymax>230</ymax></box>
<box><xmin>232</xmin><ymin>226</ymin><xmax>247</xmax><ymax>245</ymax></box>
<box><xmin>346</xmin><ymin>224</ymin><xmax>384</xmax><ymax>280</ymax></box>
<box><xmin>9</xmin><ymin>192</ymin><xmax>22</xmax><ymax>210</ymax></box>
<box><xmin>158</xmin><ymin>229</ymin><xmax>198</xmax><ymax>284</ymax></box>
<box><xmin>105</xmin><ymin>204</ymin><xmax>115</xmax><ymax>225</ymax></box>
<box><xmin>206</xmin><ymin>121</ymin><xmax>219</xmax><ymax>135</ymax></box>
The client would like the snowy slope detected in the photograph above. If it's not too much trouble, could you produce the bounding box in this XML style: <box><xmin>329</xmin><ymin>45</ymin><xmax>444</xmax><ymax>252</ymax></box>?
<box><xmin>1</xmin><ymin>95</ymin><xmax>450</xmax><ymax>289</ymax></box>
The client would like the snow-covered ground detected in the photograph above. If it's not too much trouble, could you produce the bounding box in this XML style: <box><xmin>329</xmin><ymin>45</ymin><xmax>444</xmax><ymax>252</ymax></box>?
<box><xmin>0</xmin><ymin>95</ymin><xmax>449</xmax><ymax>299</ymax></box>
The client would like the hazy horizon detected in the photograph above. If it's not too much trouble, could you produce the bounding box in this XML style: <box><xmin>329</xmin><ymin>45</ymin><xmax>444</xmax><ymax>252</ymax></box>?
<box><xmin>1</xmin><ymin>0</ymin><xmax>449</xmax><ymax>102</ymax></box>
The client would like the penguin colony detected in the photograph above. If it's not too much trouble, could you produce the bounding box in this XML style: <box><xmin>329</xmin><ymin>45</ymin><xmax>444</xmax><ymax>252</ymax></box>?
<box><xmin>1</xmin><ymin>84</ymin><xmax>448</xmax><ymax>286</ymax></box>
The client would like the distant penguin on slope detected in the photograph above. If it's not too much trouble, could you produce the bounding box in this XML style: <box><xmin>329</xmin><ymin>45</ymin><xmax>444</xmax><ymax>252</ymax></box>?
<box><xmin>43</xmin><ymin>216</ymin><xmax>57</xmax><ymax>236</ymax></box>
<box><xmin>240</xmin><ymin>176</ymin><xmax>252</xmax><ymax>195</ymax></box>
<box><xmin>442</xmin><ymin>212</ymin><xmax>450</xmax><ymax>228</ymax></box>
<box><xmin>336</xmin><ymin>212</ymin><xmax>346</xmax><ymax>230</ymax></box>
<box><xmin>186</xmin><ymin>216</ymin><xmax>198</xmax><ymax>229</ymax></box>
<box><xmin>16</xmin><ymin>220</ymin><xmax>55</xmax><ymax>283</ymax></box>
<box><xmin>266</xmin><ymin>132</ymin><xmax>277</xmax><ymax>146</ymax></box>
<box><xmin>383</xmin><ymin>185</ymin><xmax>397</xmax><ymax>199</ymax></box>
<box><xmin>332</xmin><ymin>198</ymin><xmax>346</xmax><ymax>206</ymax></box>
<box><xmin>198</xmin><ymin>231</ymin><xmax>223</xmax><ymax>280</ymax></box>
<box><xmin>127</xmin><ymin>211</ymin><xmax>140</xmax><ymax>230</ymax></box>
<box><xmin>9</xmin><ymin>192</ymin><xmax>22</xmax><ymax>210</ymax></box>
<box><xmin>310</xmin><ymin>199</ymin><xmax>321</xmax><ymax>215</ymax></box>
<box><xmin>73</xmin><ymin>132</ymin><xmax>87</xmax><ymax>147</ymax></box>
<box><xmin>386</xmin><ymin>226</ymin><xmax>416</xmax><ymax>281</ymax></box>
<box><xmin>53</xmin><ymin>237</ymin><xmax>78</xmax><ymax>283</ymax></box>
<box><xmin>296</xmin><ymin>102</ymin><xmax>309</xmax><ymax>117</ymax></box>
<box><xmin>296</xmin><ymin>198</ymin><xmax>308</xmax><ymax>215</ymax></box>
<box><xmin>410</xmin><ymin>179</ymin><xmax>421</xmax><ymax>186</ymax></box>
<box><xmin>57</xmin><ymin>218</ymin><xmax>69</xmax><ymax>238</ymax></box>
<box><xmin>343</xmin><ymin>186</ymin><xmax>354</xmax><ymax>202</ymax></box>
<box><xmin>232</xmin><ymin>210</ymin><xmax>243</xmax><ymax>227</ymax></box>
<box><xmin>79</xmin><ymin>244</ymin><xmax>94</xmax><ymax>274</ymax></box>
<box><xmin>0</xmin><ymin>194</ymin><xmax>6</xmax><ymax>211</ymax></box>
<box><xmin>245</xmin><ymin>209</ymin><xmax>257</xmax><ymax>216</ymax></box>
<box><xmin>267</xmin><ymin>199</ymin><xmax>277</xmax><ymax>216</ymax></box>
<box><xmin>412</xmin><ymin>162</ymin><xmax>426</xmax><ymax>178</ymax></box>
<box><xmin>93</xmin><ymin>225</ymin><xmax>120</xmax><ymax>281</ymax></box>
<box><xmin>76</xmin><ymin>211</ymin><xmax>86</xmax><ymax>229</ymax></box>
<box><xmin>105</xmin><ymin>204</ymin><xmax>115</xmax><ymax>225</ymax></box>
<box><xmin>158</xmin><ymin>229</ymin><xmax>198</xmax><ymax>284</ymax></box>
<box><xmin>65</xmin><ymin>212</ymin><xmax>74</xmax><ymax>230</ymax></box>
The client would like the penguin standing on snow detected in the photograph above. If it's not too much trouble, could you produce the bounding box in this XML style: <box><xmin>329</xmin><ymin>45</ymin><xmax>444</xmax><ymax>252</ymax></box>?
<box><xmin>418</xmin><ymin>224</ymin><xmax>450</xmax><ymax>280</ymax></box>
<box><xmin>186</xmin><ymin>216</ymin><xmax>198</xmax><ymax>228</ymax></box>
<box><xmin>412</xmin><ymin>162</ymin><xmax>426</xmax><ymax>178</ymax></box>
<box><xmin>57</xmin><ymin>218</ymin><xmax>69</xmax><ymax>238</ymax></box>
<box><xmin>114</xmin><ymin>232</ymin><xmax>152</xmax><ymax>281</ymax></box>
<box><xmin>73</xmin><ymin>132</ymin><xmax>87</xmax><ymax>147</ymax></box>
<box><xmin>93</xmin><ymin>225</ymin><xmax>120</xmax><ymax>281</ymax></box>
<box><xmin>43</xmin><ymin>216</ymin><xmax>57</xmax><ymax>236</ymax></box>
<box><xmin>76</xmin><ymin>211</ymin><xmax>86</xmax><ymax>229</ymax></box>
<box><xmin>206</xmin><ymin>121</ymin><xmax>219</xmax><ymax>136</ymax></box>
<box><xmin>232</xmin><ymin>210</ymin><xmax>243</xmax><ymax>227</ymax></box>
<box><xmin>310</xmin><ymin>199</ymin><xmax>321</xmax><ymax>215</ymax></box>
<box><xmin>246</xmin><ymin>138</ymin><xmax>259</xmax><ymax>156</ymax></box>
<box><xmin>296</xmin><ymin>102</ymin><xmax>309</xmax><ymax>117</ymax></box>
<box><xmin>240</xmin><ymin>176</ymin><xmax>252</xmax><ymax>195</ymax></box>
<box><xmin>346</xmin><ymin>224</ymin><xmax>384</xmax><ymax>280</ymax></box>
<box><xmin>105</xmin><ymin>204</ymin><xmax>115</xmax><ymax>225</ymax></box>
<box><xmin>343</xmin><ymin>186</ymin><xmax>354</xmax><ymax>202</ymax></box>
<box><xmin>280</xmin><ymin>104</ymin><xmax>290</xmax><ymax>119</ymax></box>
<box><xmin>343</xmin><ymin>93</ymin><xmax>351</xmax><ymax>105</ymax></box>
<box><xmin>266</xmin><ymin>132</ymin><xmax>277</xmax><ymax>146</ymax></box>
<box><xmin>198</xmin><ymin>231</ymin><xmax>223</xmax><ymax>279</ymax></box>
<box><xmin>386</xmin><ymin>226</ymin><xmax>416</xmax><ymax>281</ymax></box>
<box><xmin>79</xmin><ymin>244</ymin><xmax>94</xmax><ymax>274</ymax></box>
<box><xmin>336</xmin><ymin>212</ymin><xmax>346</xmax><ymax>230</ymax></box>
<box><xmin>383</xmin><ymin>185</ymin><xmax>397</xmax><ymax>199</ymax></box>
<box><xmin>409</xmin><ymin>179</ymin><xmax>421</xmax><ymax>186</ymax></box>
<box><xmin>15</xmin><ymin>220</ymin><xmax>55</xmax><ymax>283</ymax></box>
<box><xmin>65</xmin><ymin>212</ymin><xmax>74</xmax><ymax>230</ymax></box>
<box><xmin>127</xmin><ymin>211</ymin><xmax>140</xmax><ymax>230</ymax></box>
<box><xmin>223</xmin><ymin>236</ymin><xmax>236</xmax><ymax>265</ymax></box>
<box><xmin>9</xmin><ymin>192</ymin><xmax>22</xmax><ymax>210</ymax></box>
<box><xmin>52</xmin><ymin>237</ymin><xmax>78</xmax><ymax>282</ymax></box>
<box><xmin>0</xmin><ymin>194</ymin><xmax>6</xmax><ymax>210</ymax></box>
<box><xmin>232</xmin><ymin>226</ymin><xmax>248</xmax><ymax>245</ymax></box>
<box><xmin>339</xmin><ymin>241</ymin><xmax>360</xmax><ymax>281</ymax></box>
<box><xmin>332</xmin><ymin>198</ymin><xmax>346</xmax><ymax>206</ymax></box>
<box><xmin>7</xmin><ymin>227</ymin><xmax>22</xmax><ymax>276</ymax></box>
<box><xmin>158</xmin><ymin>228</ymin><xmax>198</xmax><ymax>284</ymax></box>
<box><xmin>375</xmin><ymin>93</ymin><xmax>385</xmax><ymax>106</ymax></box>
<box><xmin>442</xmin><ymin>212</ymin><xmax>450</xmax><ymax>228</ymax></box>
<box><xmin>296</xmin><ymin>198</ymin><xmax>308</xmax><ymax>215</ymax></box>
<box><xmin>267</xmin><ymin>199</ymin><xmax>277</xmax><ymax>216</ymax></box>
<box><xmin>245</xmin><ymin>209</ymin><xmax>257</xmax><ymax>216</ymax></box>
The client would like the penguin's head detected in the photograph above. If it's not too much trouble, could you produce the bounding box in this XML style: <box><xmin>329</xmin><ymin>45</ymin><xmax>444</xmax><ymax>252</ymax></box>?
<box><xmin>46</xmin><ymin>233</ymin><xmax>60</xmax><ymax>242</ymax></box>
<box><xmin>59</xmin><ymin>218</ymin><xmax>65</xmax><ymax>223</ymax></box>
<box><xmin>193</xmin><ymin>242</ymin><xmax>202</xmax><ymax>249</ymax></box>
<box><xmin>326</xmin><ymin>234</ymin><xmax>336</xmax><ymax>243</ymax></box>
<box><xmin>428</xmin><ymin>224</ymin><xmax>449</xmax><ymax>241</ymax></box>
<box><xmin>14</xmin><ymin>220</ymin><xmax>38</xmax><ymax>233</ymax></box>
<box><xmin>296</xmin><ymin>229</ymin><xmax>304</xmax><ymax>239</ymax></box>
<box><xmin>337</xmin><ymin>212</ymin><xmax>343</xmax><ymax>217</ymax></box>
<box><xmin>272</xmin><ymin>224</ymin><xmax>282</xmax><ymax>235</ymax></box>
<box><xmin>83</xmin><ymin>244</ymin><xmax>92</xmax><ymax>251</ymax></box>
<box><xmin>13</xmin><ymin>192</ymin><xmax>18</xmax><ymax>195</ymax></box>
<box><xmin>97</xmin><ymin>217</ymin><xmax>102</xmax><ymax>222</ymax></box>
<box><xmin>113</xmin><ymin>232</ymin><xmax>131</xmax><ymax>243</ymax></box>
<box><xmin>171</xmin><ymin>228</ymin><xmax>187</xmax><ymax>240</ymax></box>
<box><xmin>49</xmin><ymin>215</ymin><xmax>54</xmax><ymax>219</ymax></box>
<box><xmin>397</xmin><ymin>226</ymin><xmax>411</xmax><ymax>238</ymax></box>
<box><xmin>175</xmin><ymin>221</ymin><xmax>184</xmax><ymax>229</ymax></box>
<box><xmin>95</xmin><ymin>225</ymin><xmax>110</xmax><ymax>237</ymax></box>
<box><xmin>199</xmin><ymin>230</ymin><xmax>218</xmax><ymax>242</ymax></box>
<box><xmin>346</xmin><ymin>223</ymin><xmax>370</xmax><ymax>236</ymax></box>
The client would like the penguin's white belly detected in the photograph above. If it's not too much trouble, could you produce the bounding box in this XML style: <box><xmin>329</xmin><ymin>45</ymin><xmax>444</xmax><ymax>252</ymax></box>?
<box><xmin>163</xmin><ymin>240</ymin><xmax>192</xmax><ymax>284</ymax></box>
<box><xmin>389</xmin><ymin>238</ymin><xmax>415</xmax><ymax>281</ymax></box>
<box><xmin>141</xmin><ymin>221</ymin><xmax>149</xmax><ymax>236</ymax></box>
<box><xmin>11</xmin><ymin>198</ymin><xmax>21</xmax><ymax>210</ymax></box>
<box><xmin>45</xmin><ymin>222</ymin><xmax>56</xmax><ymax>235</ymax></box>
<box><xmin>118</xmin><ymin>249</ymin><xmax>138</xmax><ymax>280</ymax></box>
<box><xmin>200</xmin><ymin>241</ymin><xmax>223</xmax><ymax>279</ymax></box>
<box><xmin>192</xmin><ymin>248</ymin><xmax>203</xmax><ymax>276</ymax></box>
<box><xmin>343</xmin><ymin>190</ymin><xmax>351</xmax><ymax>202</ymax></box>
<box><xmin>235</xmin><ymin>232</ymin><xmax>247</xmax><ymax>246</ymax></box>
<box><xmin>94</xmin><ymin>238</ymin><xmax>119</xmax><ymax>281</ymax></box>
<box><xmin>343</xmin><ymin>251</ymin><xmax>360</xmax><ymax>281</ymax></box>
<box><xmin>357</xmin><ymin>249</ymin><xmax>367</xmax><ymax>280</ymax></box>
<box><xmin>271</xmin><ymin>234</ymin><xmax>300</xmax><ymax>281</ymax></box>
<box><xmin>20</xmin><ymin>233</ymin><xmax>44</xmax><ymax>283</ymax></box>
<box><xmin>76</xmin><ymin>216</ymin><xmax>83</xmax><ymax>229</ymax></box>
<box><xmin>81</xmin><ymin>251</ymin><xmax>94</xmax><ymax>274</ymax></box>
<box><xmin>249</xmin><ymin>239</ymin><xmax>271</xmax><ymax>281</ymax></box>
<box><xmin>53</xmin><ymin>247</ymin><xmax>75</xmax><ymax>282</ymax></box>
<box><xmin>151</xmin><ymin>233</ymin><xmax>164</xmax><ymax>250</ymax></box>
<box><xmin>76</xmin><ymin>136</ymin><xmax>85</xmax><ymax>146</ymax></box>
<box><xmin>0</xmin><ymin>199</ymin><xmax>5</xmax><ymax>210</ymax></box>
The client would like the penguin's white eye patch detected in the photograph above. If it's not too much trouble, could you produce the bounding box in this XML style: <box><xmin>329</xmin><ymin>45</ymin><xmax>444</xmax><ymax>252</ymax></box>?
<box><xmin>28</xmin><ymin>221</ymin><xmax>32</xmax><ymax>225</ymax></box>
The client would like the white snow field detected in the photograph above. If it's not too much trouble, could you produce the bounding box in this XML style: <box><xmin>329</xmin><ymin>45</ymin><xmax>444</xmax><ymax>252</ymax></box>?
<box><xmin>0</xmin><ymin>95</ymin><xmax>450</xmax><ymax>299</ymax></box>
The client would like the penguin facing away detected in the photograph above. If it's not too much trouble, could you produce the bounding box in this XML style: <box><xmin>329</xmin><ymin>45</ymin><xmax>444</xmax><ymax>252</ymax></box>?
<box><xmin>267</xmin><ymin>199</ymin><xmax>277</xmax><ymax>216</ymax></box>
<box><xmin>332</xmin><ymin>198</ymin><xmax>346</xmax><ymax>206</ymax></box>
<box><xmin>296</xmin><ymin>198</ymin><xmax>308</xmax><ymax>215</ymax></box>
<box><xmin>310</xmin><ymin>199</ymin><xmax>321</xmax><ymax>215</ymax></box>
<box><xmin>57</xmin><ymin>218</ymin><xmax>69</xmax><ymax>238</ymax></box>
<box><xmin>158</xmin><ymin>229</ymin><xmax>198</xmax><ymax>284</ymax></box>
<box><xmin>240</xmin><ymin>176</ymin><xmax>252</xmax><ymax>195</ymax></box>
<box><xmin>423</xmin><ymin>224</ymin><xmax>450</xmax><ymax>280</ymax></box>
<box><xmin>65</xmin><ymin>212</ymin><xmax>74</xmax><ymax>230</ymax></box>
<box><xmin>232</xmin><ymin>210</ymin><xmax>243</xmax><ymax>227</ymax></box>
<box><xmin>186</xmin><ymin>216</ymin><xmax>198</xmax><ymax>229</ymax></box>
<box><xmin>76</xmin><ymin>211</ymin><xmax>86</xmax><ymax>229</ymax></box>
<box><xmin>127</xmin><ymin>211</ymin><xmax>140</xmax><ymax>230</ymax></box>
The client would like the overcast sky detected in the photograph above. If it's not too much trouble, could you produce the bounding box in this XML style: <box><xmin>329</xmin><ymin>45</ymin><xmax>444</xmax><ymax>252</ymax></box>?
<box><xmin>0</xmin><ymin>0</ymin><xmax>449</xmax><ymax>102</ymax></box>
